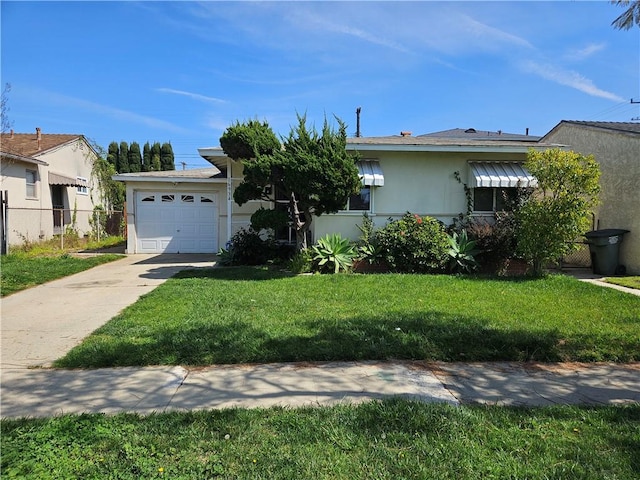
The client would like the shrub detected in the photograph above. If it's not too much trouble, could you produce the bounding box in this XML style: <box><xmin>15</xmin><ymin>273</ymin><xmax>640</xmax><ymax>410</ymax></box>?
<box><xmin>376</xmin><ymin>213</ymin><xmax>449</xmax><ymax>273</ymax></box>
<box><xmin>218</xmin><ymin>228</ymin><xmax>272</xmax><ymax>266</ymax></box>
<box><xmin>466</xmin><ymin>214</ymin><xmax>519</xmax><ymax>272</ymax></box>
<box><xmin>288</xmin><ymin>249</ymin><xmax>313</xmax><ymax>274</ymax></box>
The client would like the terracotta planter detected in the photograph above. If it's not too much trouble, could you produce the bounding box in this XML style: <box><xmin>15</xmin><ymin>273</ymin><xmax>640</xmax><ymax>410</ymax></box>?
<box><xmin>352</xmin><ymin>259</ymin><xmax>390</xmax><ymax>274</ymax></box>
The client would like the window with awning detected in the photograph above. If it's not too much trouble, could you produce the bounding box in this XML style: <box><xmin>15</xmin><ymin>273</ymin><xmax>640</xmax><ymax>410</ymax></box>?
<box><xmin>356</xmin><ymin>160</ymin><xmax>384</xmax><ymax>186</ymax></box>
<box><xmin>469</xmin><ymin>162</ymin><xmax>537</xmax><ymax>188</ymax></box>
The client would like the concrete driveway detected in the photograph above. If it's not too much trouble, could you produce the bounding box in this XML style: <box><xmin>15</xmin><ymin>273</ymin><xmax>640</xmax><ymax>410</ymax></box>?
<box><xmin>1</xmin><ymin>254</ymin><xmax>216</xmax><ymax>369</ymax></box>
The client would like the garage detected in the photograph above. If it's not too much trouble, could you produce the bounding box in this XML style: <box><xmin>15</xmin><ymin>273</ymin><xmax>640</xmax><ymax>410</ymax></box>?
<box><xmin>135</xmin><ymin>191</ymin><xmax>218</xmax><ymax>253</ymax></box>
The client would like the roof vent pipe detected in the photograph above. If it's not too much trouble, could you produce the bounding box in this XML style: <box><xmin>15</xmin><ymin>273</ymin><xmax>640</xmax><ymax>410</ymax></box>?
<box><xmin>526</xmin><ymin>127</ymin><xmax>529</xmax><ymax>136</ymax></box>
<box><xmin>356</xmin><ymin>107</ymin><xmax>361</xmax><ymax>137</ymax></box>
<box><xmin>36</xmin><ymin>127</ymin><xmax>41</xmax><ymax>150</ymax></box>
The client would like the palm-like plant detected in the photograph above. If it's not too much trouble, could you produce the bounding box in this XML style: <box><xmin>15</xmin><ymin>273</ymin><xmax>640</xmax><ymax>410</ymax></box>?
<box><xmin>311</xmin><ymin>234</ymin><xmax>356</xmax><ymax>273</ymax></box>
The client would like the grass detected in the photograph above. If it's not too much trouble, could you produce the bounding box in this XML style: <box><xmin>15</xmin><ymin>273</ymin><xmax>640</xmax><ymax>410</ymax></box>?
<box><xmin>2</xmin><ymin>401</ymin><xmax>638</xmax><ymax>479</ymax></box>
<box><xmin>55</xmin><ymin>268</ymin><xmax>640</xmax><ymax>368</ymax></box>
<box><xmin>1</xmin><ymin>252</ymin><xmax>124</xmax><ymax>296</ymax></box>
<box><xmin>606</xmin><ymin>276</ymin><xmax>640</xmax><ymax>290</ymax></box>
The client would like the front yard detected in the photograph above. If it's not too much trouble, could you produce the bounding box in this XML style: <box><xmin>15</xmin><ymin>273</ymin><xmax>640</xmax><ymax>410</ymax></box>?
<box><xmin>55</xmin><ymin>267</ymin><xmax>640</xmax><ymax>368</ymax></box>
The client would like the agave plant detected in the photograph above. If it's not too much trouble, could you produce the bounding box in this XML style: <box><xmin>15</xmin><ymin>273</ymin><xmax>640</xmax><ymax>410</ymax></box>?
<box><xmin>311</xmin><ymin>233</ymin><xmax>357</xmax><ymax>274</ymax></box>
<box><xmin>447</xmin><ymin>229</ymin><xmax>481</xmax><ymax>273</ymax></box>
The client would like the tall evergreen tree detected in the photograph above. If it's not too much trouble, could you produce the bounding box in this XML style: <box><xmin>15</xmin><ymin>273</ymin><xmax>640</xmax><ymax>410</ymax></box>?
<box><xmin>160</xmin><ymin>142</ymin><xmax>175</xmax><ymax>171</ymax></box>
<box><xmin>117</xmin><ymin>141</ymin><xmax>130</xmax><ymax>173</ymax></box>
<box><xmin>142</xmin><ymin>142</ymin><xmax>151</xmax><ymax>172</ymax></box>
<box><xmin>106</xmin><ymin>142</ymin><xmax>119</xmax><ymax>170</ymax></box>
<box><xmin>150</xmin><ymin>142</ymin><xmax>161</xmax><ymax>171</ymax></box>
<box><xmin>128</xmin><ymin>142</ymin><xmax>142</xmax><ymax>173</ymax></box>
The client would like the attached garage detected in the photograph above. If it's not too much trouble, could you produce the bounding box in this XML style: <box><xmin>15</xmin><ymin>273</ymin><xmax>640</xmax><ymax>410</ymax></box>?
<box><xmin>113</xmin><ymin>168</ymin><xmax>228</xmax><ymax>254</ymax></box>
<box><xmin>135</xmin><ymin>191</ymin><xmax>218</xmax><ymax>253</ymax></box>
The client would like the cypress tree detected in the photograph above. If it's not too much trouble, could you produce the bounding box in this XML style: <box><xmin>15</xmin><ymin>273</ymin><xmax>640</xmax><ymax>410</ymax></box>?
<box><xmin>142</xmin><ymin>142</ymin><xmax>151</xmax><ymax>172</ymax></box>
<box><xmin>160</xmin><ymin>142</ymin><xmax>175</xmax><ymax>171</ymax></box>
<box><xmin>150</xmin><ymin>142</ymin><xmax>161</xmax><ymax>171</ymax></box>
<box><xmin>117</xmin><ymin>141</ymin><xmax>129</xmax><ymax>173</ymax></box>
<box><xmin>128</xmin><ymin>142</ymin><xmax>142</xmax><ymax>173</ymax></box>
<box><xmin>107</xmin><ymin>142</ymin><xmax>119</xmax><ymax>170</ymax></box>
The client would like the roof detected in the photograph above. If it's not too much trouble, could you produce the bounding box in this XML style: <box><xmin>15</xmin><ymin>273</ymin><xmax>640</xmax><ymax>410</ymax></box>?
<box><xmin>0</xmin><ymin>131</ymin><xmax>84</xmax><ymax>157</ymax></box>
<box><xmin>113</xmin><ymin>167</ymin><xmax>224</xmax><ymax>183</ymax></box>
<box><xmin>542</xmin><ymin>121</ymin><xmax>640</xmax><ymax>139</ymax></box>
<box><xmin>347</xmin><ymin>128</ymin><xmax>560</xmax><ymax>153</ymax></box>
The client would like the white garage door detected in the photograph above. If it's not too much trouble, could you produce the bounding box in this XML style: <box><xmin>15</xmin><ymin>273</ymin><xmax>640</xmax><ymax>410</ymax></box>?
<box><xmin>136</xmin><ymin>192</ymin><xmax>218</xmax><ymax>253</ymax></box>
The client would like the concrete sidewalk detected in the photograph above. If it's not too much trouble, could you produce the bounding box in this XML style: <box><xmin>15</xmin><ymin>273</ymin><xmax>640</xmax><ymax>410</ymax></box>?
<box><xmin>1</xmin><ymin>361</ymin><xmax>638</xmax><ymax>418</ymax></box>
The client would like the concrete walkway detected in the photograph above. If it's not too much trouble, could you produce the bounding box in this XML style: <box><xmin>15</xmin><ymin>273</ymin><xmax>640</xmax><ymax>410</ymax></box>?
<box><xmin>1</xmin><ymin>256</ymin><xmax>639</xmax><ymax>419</ymax></box>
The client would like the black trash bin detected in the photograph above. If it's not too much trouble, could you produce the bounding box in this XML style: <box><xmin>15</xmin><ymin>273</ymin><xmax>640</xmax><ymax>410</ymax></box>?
<box><xmin>584</xmin><ymin>229</ymin><xmax>629</xmax><ymax>275</ymax></box>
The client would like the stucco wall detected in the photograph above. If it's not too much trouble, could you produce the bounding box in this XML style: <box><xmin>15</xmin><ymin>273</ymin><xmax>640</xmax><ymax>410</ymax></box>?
<box><xmin>313</xmin><ymin>150</ymin><xmax>528</xmax><ymax>242</ymax></box>
<box><xmin>544</xmin><ymin>125</ymin><xmax>640</xmax><ymax>274</ymax></box>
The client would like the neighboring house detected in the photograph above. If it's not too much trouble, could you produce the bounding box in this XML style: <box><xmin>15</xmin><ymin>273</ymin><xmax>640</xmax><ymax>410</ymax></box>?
<box><xmin>116</xmin><ymin>127</ymin><xmax>559</xmax><ymax>254</ymax></box>
<box><xmin>542</xmin><ymin>121</ymin><xmax>640</xmax><ymax>274</ymax></box>
<box><xmin>1</xmin><ymin>128</ymin><xmax>99</xmax><ymax>248</ymax></box>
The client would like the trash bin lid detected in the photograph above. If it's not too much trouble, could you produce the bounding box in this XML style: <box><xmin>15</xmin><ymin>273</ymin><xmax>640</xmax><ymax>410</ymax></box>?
<box><xmin>584</xmin><ymin>229</ymin><xmax>630</xmax><ymax>238</ymax></box>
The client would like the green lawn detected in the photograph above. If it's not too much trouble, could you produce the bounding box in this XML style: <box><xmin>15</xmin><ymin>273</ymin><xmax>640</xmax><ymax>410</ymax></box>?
<box><xmin>2</xmin><ymin>401</ymin><xmax>638</xmax><ymax>479</ymax></box>
<box><xmin>0</xmin><ymin>253</ymin><xmax>124</xmax><ymax>297</ymax></box>
<box><xmin>55</xmin><ymin>268</ymin><xmax>640</xmax><ymax>368</ymax></box>
<box><xmin>606</xmin><ymin>276</ymin><xmax>640</xmax><ymax>290</ymax></box>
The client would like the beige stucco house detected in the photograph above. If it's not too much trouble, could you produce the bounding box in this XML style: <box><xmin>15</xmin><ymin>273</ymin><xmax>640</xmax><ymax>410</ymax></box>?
<box><xmin>542</xmin><ymin>121</ymin><xmax>640</xmax><ymax>274</ymax></box>
<box><xmin>1</xmin><ymin>128</ymin><xmax>99</xmax><ymax>250</ymax></box>
<box><xmin>116</xmin><ymin>128</ymin><xmax>559</xmax><ymax>254</ymax></box>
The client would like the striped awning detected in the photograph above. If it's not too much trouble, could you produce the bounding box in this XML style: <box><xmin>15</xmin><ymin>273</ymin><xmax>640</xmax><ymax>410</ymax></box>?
<box><xmin>48</xmin><ymin>172</ymin><xmax>88</xmax><ymax>187</ymax></box>
<box><xmin>469</xmin><ymin>162</ymin><xmax>537</xmax><ymax>188</ymax></box>
<box><xmin>357</xmin><ymin>160</ymin><xmax>384</xmax><ymax>186</ymax></box>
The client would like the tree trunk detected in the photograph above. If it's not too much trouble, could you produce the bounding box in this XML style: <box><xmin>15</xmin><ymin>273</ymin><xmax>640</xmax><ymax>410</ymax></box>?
<box><xmin>290</xmin><ymin>192</ymin><xmax>308</xmax><ymax>250</ymax></box>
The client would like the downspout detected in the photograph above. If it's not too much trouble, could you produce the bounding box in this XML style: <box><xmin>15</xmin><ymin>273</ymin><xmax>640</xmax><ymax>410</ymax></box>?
<box><xmin>226</xmin><ymin>157</ymin><xmax>233</xmax><ymax>246</ymax></box>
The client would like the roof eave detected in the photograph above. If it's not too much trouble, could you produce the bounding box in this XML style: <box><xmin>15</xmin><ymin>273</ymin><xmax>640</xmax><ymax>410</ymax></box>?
<box><xmin>112</xmin><ymin>174</ymin><xmax>227</xmax><ymax>184</ymax></box>
<box><xmin>346</xmin><ymin>143</ymin><xmax>562</xmax><ymax>153</ymax></box>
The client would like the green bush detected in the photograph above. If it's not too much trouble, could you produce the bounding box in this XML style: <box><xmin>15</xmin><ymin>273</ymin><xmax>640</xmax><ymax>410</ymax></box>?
<box><xmin>219</xmin><ymin>228</ymin><xmax>272</xmax><ymax>266</ymax></box>
<box><xmin>376</xmin><ymin>213</ymin><xmax>449</xmax><ymax>273</ymax></box>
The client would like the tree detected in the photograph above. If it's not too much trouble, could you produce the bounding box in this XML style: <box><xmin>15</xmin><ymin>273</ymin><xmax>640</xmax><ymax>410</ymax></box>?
<box><xmin>128</xmin><ymin>142</ymin><xmax>142</xmax><ymax>173</ymax></box>
<box><xmin>220</xmin><ymin>114</ymin><xmax>361</xmax><ymax>250</ymax></box>
<box><xmin>106</xmin><ymin>142</ymin><xmax>119</xmax><ymax>170</ymax></box>
<box><xmin>611</xmin><ymin>0</ymin><xmax>640</xmax><ymax>29</ymax></box>
<box><xmin>142</xmin><ymin>142</ymin><xmax>151</xmax><ymax>172</ymax></box>
<box><xmin>150</xmin><ymin>142</ymin><xmax>162</xmax><ymax>171</ymax></box>
<box><xmin>160</xmin><ymin>142</ymin><xmax>175</xmax><ymax>170</ymax></box>
<box><xmin>117</xmin><ymin>141</ymin><xmax>129</xmax><ymax>173</ymax></box>
<box><xmin>516</xmin><ymin>148</ymin><xmax>601</xmax><ymax>276</ymax></box>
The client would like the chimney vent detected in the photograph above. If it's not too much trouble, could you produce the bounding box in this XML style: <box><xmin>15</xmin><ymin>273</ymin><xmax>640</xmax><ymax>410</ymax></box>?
<box><xmin>525</xmin><ymin>127</ymin><xmax>529</xmax><ymax>136</ymax></box>
<box><xmin>356</xmin><ymin>107</ymin><xmax>361</xmax><ymax>138</ymax></box>
<box><xmin>10</xmin><ymin>129</ymin><xmax>14</xmax><ymax>138</ymax></box>
<box><xmin>400</xmin><ymin>131</ymin><xmax>412</xmax><ymax>137</ymax></box>
<box><xmin>36</xmin><ymin>127</ymin><xmax>41</xmax><ymax>150</ymax></box>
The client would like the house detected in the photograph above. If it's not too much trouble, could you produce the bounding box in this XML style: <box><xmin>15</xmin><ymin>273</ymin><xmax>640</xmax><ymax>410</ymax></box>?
<box><xmin>541</xmin><ymin>121</ymin><xmax>640</xmax><ymax>274</ymax></box>
<box><xmin>1</xmin><ymin>128</ymin><xmax>99</xmax><ymax>249</ymax></box>
<box><xmin>116</xmin><ymin>127</ymin><xmax>560</xmax><ymax>255</ymax></box>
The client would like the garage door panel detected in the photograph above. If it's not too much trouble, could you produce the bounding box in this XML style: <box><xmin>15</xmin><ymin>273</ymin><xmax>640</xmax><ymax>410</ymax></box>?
<box><xmin>136</xmin><ymin>191</ymin><xmax>218</xmax><ymax>254</ymax></box>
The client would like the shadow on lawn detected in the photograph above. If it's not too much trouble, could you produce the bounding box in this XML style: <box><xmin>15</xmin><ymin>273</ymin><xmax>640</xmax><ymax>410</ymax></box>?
<box><xmin>56</xmin><ymin>310</ymin><xmax>594</xmax><ymax>368</ymax></box>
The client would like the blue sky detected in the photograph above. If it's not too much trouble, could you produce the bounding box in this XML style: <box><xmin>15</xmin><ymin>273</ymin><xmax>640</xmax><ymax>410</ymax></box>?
<box><xmin>2</xmin><ymin>1</ymin><xmax>639</xmax><ymax>169</ymax></box>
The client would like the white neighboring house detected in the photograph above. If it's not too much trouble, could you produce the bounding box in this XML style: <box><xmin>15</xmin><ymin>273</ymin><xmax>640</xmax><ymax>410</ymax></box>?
<box><xmin>1</xmin><ymin>128</ymin><xmax>99</xmax><ymax>248</ymax></box>
<box><xmin>115</xmin><ymin>127</ymin><xmax>558</xmax><ymax>255</ymax></box>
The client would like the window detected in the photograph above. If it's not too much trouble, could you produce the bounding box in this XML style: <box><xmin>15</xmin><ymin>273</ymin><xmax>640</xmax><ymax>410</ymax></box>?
<box><xmin>26</xmin><ymin>169</ymin><xmax>37</xmax><ymax>198</ymax></box>
<box><xmin>161</xmin><ymin>194</ymin><xmax>175</xmax><ymax>202</ymax></box>
<box><xmin>141</xmin><ymin>195</ymin><xmax>155</xmax><ymax>202</ymax></box>
<box><xmin>346</xmin><ymin>186</ymin><xmax>371</xmax><ymax>211</ymax></box>
<box><xmin>76</xmin><ymin>177</ymin><xmax>88</xmax><ymax>195</ymax></box>
<box><xmin>473</xmin><ymin>187</ymin><xmax>517</xmax><ymax>212</ymax></box>
<box><xmin>181</xmin><ymin>194</ymin><xmax>194</xmax><ymax>203</ymax></box>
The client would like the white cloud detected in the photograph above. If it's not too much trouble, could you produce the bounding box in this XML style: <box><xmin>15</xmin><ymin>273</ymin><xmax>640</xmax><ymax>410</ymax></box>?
<box><xmin>156</xmin><ymin>88</ymin><xmax>227</xmax><ymax>104</ymax></box>
<box><xmin>565</xmin><ymin>43</ymin><xmax>606</xmax><ymax>61</ymax></box>
<box><xmin>520</xmin><ymin>60</ymin><xmax>625</xmax><ymax>102</ymax></box>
